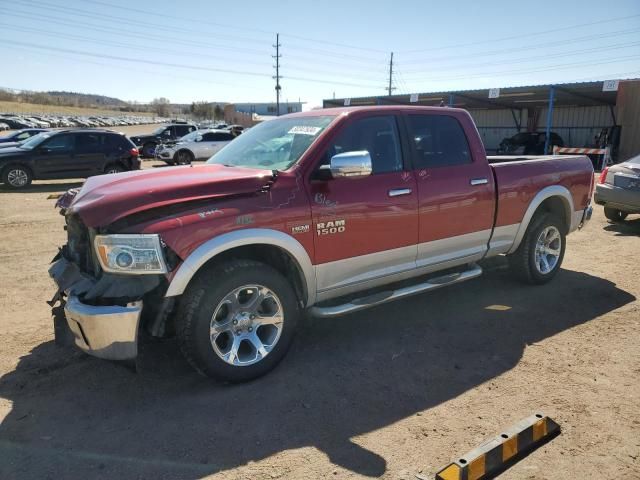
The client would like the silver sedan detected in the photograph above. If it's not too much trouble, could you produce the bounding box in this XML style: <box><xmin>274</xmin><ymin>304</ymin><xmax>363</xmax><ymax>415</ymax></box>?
<box><xmin>156</xmin><ymin>129</ymin><xmax>236</xmax><ymax>165</ymax></box>
<box><xmin>595</xmin><ymin>154</ymin><xmax>640</xmax><ymax>221</ymax></box>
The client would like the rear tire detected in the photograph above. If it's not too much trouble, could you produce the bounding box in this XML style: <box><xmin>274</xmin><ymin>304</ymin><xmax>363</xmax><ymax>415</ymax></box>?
<box><xmin>508</xmin><ymin>213</ymin><xmax>566</xmax><ymax>285</ymax></box>
<box><xmin>175</xmin><ymin>259</ymin><xmax>300</xmax><ymax>382</ymax></box>
<box><xmin>142</xmin><ymin>142</ymin><xmax>157</xmax><ymax>158</ymax></box>
<box><xmin>2</xmin><ymin>164</ymin><xmax>33</xmax><ymax>189</ymax></box>
<box><xmin>604</xmin><ymin>207</ymin><xmax>628</xmax><ymax>222</ymax></box>
<box><xmin>104</xmin><ymin>163</ymin><xmax>124</xmax><ymax>174</ymax></box>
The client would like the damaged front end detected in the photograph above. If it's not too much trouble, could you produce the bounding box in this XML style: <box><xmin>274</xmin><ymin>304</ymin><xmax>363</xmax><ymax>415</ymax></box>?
<box><xmin>49</xmin><ymin>213</ymin><xmax>173</xmax><ymax>363</ymax></box>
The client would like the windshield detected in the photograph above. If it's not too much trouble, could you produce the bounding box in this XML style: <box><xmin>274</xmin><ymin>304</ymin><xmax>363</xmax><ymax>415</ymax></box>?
<box><xmin>152</xmin><ymin>126</ymin><xmax>167</xmax><ymax>135</ymax></box>
<box><xmin>20</xmin><ymin>132</ymin><xmax>51</xmax><ymax>149</ymax></box>
<box><xmin>207</xmin><ymin>115</ymin><xmax>335</xmax><ymax>170</ymax></box>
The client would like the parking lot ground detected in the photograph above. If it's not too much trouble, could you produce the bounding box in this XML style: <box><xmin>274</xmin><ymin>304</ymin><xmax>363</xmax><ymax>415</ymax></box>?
<box><xmin>0</xmin><ymin>173</ymin><xmax>638</xmax><ymax>480</ymax></box>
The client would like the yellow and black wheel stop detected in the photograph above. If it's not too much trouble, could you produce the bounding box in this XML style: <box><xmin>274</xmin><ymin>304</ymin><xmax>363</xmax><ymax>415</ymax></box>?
<box><xmin>435</xmin><ymin>413</ymin><xmax>560</xmax><ymax>480</ymax></box>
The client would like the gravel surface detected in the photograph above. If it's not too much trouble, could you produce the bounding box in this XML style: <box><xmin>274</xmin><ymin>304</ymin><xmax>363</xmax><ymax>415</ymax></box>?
<box><xmin>0</xmin><ymin>159</ymin><xmax>638</xmax><ymax>479</ymax></box>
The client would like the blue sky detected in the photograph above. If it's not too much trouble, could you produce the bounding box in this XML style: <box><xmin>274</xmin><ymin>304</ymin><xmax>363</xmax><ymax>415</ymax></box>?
<box><xmin>1</xmin><ymin>0</ymin><xmax>639</xmax><ymax>108</ymax></box>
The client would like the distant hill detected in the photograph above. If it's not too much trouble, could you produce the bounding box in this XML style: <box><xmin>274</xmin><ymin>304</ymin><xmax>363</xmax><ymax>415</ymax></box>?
<box><xmin>45</xmin><ymin>91</ymin><xmax>129</xmax><ymax>107</ymax></box>
<box><xmin>0</xmin><ymin>88</ymin><xmax>228</xmax><ymax>118</ymax></box>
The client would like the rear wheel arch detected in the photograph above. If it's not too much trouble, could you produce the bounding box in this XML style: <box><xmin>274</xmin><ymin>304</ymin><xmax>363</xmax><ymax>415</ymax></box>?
<box><xmin>508</xmin><ymin>186</ymin><xmax>573</xmax><ymax>254</ymax></box>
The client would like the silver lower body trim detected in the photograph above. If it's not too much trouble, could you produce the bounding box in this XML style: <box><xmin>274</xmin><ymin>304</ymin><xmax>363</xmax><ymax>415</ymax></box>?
<box><xmin>310</xmin><ymin>263</ymin><xmax>482</xmax><ymax>318</ymax></box>
<box><xmin>64</xmin><ymin>295</ymin><xmax>142</xmax><ymax>361</ymax></box>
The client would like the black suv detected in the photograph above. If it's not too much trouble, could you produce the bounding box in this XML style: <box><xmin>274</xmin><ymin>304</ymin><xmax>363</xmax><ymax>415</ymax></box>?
<box><xmin>129</xmin><ymin>124</ymin><xmax>197</xmax><ymax>157</ymax></box>
<box><xmin>497</xmin><ymin>131</ymin><xmax>564</xmax><ymax>155</ymax></box>
<box><xmin>0</xmin><ymin>129</ymin><xmax>140</xmax><ymax>189</ymax></box>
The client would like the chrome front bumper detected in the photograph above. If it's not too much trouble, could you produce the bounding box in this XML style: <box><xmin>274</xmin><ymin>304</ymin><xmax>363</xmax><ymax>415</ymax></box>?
<box><xmin>64</xmin><ymin>296</ymin><xmax>142</xmax><ymax>360</ymax></box>
<box><xmin>49</xmin><ymin>256</ymin><xmax>143</xmax><ymax>361</ymax></box>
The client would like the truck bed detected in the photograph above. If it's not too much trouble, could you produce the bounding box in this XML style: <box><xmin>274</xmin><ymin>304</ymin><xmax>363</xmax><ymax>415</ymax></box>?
<box><xmin>488</xmin><ymin>154</ymin><xmax>594</xmax><ymax>228</ymax></box>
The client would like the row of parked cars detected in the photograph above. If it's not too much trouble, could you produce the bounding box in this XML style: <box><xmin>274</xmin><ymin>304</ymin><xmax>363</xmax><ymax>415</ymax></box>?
<box><xmin>0</xmin><ymin>121</ymin><xmax>244</xmax><ymax>188</ymax></box>
<box><xmin>0</xmin><ymin>113</ymin><xmax>168</xmax><ymax>131</ymax></box>
<box><xmin>129</xmin><ymin>122</ymin><xmax>243</xmax><ymax>160</ymax></box>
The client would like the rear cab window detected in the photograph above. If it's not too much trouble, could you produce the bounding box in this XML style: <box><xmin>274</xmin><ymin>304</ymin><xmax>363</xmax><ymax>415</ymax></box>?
<box><xmin>405</xmin><ymin>114</ymin><xmax>471</xmax><ymax>168</ymax></box>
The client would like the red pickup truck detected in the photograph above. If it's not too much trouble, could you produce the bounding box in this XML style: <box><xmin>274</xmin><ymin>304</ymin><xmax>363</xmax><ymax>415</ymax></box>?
<box><xmin>49</xmin><ymin>106</ymin><xmax>594</xmax><ymax>382</ymax></box>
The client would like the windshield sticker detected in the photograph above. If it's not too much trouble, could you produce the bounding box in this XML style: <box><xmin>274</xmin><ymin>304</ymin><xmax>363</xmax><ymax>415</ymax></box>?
<box><xmin>288</xmin><ymin>126</ymin><xmax>321</xmax><ymax>136</ymax></box>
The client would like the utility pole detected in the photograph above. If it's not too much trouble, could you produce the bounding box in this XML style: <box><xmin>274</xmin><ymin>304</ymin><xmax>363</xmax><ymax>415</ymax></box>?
<box><xmin>273</xmin><ymin>33</ymin><xmax>282</xmax><ymax>116</ymax></box>
<box><xmin>387</xmin><ymin>52</ymin><xmax>395</xmax><ymax>96</ymax></box>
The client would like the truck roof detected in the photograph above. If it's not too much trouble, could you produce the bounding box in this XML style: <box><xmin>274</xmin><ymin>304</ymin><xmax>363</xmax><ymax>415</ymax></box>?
<box><xmin>288</xmin><ymin>105</ymin><xmax>467</xmax><ymax>117</ymax></box>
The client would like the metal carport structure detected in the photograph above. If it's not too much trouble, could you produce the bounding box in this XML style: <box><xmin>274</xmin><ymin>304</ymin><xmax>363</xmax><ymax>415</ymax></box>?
<box><xmin>323</xmin><ymin>79</ymin><xmax>640</xmax><ymax>161</ymax></box>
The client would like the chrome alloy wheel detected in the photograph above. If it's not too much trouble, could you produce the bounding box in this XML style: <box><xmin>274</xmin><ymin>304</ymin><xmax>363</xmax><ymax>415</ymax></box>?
<box><xmin>7</xmin><ymin>168</ymin><xmax>28</xmax><ymax>187</ymax></box>
<box><xmin>534</xmin><ymin>226</ymin><xmax>562</xmax><ymax>274</ymax></box>
<box><xmin>210</xmin><ymin>285</ymin><xmax>284</xmax><ymax>366</ymax></box>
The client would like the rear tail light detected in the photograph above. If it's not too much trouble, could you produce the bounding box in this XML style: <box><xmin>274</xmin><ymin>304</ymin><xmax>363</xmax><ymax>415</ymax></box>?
<box><xmin>130</xmin><ymin>148</ymin><xmax>139</xmax><ymax>157</ymax></box>
<box><xmin>598</xmin><ymin>167</ymin><xmax>609</xmax><ymax>184</ymax></box>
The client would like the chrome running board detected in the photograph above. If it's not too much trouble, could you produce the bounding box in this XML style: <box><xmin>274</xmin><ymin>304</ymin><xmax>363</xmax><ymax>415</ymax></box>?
<box><xmin>310</xmin><ymin>264</ymin><xmax>483</xmax><ymax>318</ymax></box>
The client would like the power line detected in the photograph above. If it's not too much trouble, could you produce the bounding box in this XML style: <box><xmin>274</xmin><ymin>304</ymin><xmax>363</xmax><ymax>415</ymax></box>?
<box><xmin>0</xmin><ymin>23</ymin><xmax>273</xmax><ymax>68</ymax></box>
<box><xmin>399</xmin><ymin>13</ymin><xmax>640</xmax><ymax>53</ymax></box>
<box><xmin>3</xmin><ymin>10</ymin><xmax>272</xmax><ymax>56</ymax></box>
<box><xmin>6</xmin><ymin>4</ymin><xmax>387</xmax><ymax>67</ymax></box>
<box><xmin>8</xmin><ymin>45</ymin><xmax>262</xmax><ymax>92</ymax></box>
<box><xmin>400</xmin><ymin>40</ymin><xmax>640</xmax><ymax>76</ymax></box>
<box><xmin>16</xmin><ymin>0</ymin><xmax>387</xmax><ymax>57</ymax></box>
<box><xmin>3</xmin><ymin>40</ymin><xmax>384</xmax><ymax>89</ymax></box>
<box><xmin>408</xmin><ymin>54</ymin><xmax>640</xmax><ymax>83</ymax></box>
<box><xmin>400</xmin><ymin>28</ymin><xmax>640</xmax><ymax>65</ymax></box>
<box><xmin>82</xmin><ymin>0</ymin><xmax>386</xmax><ymax>53</ymax></box>
<box><xmin>0</xmin><ymin>22</ymin><xmax>392</xmax><ymax>82</ymax></box>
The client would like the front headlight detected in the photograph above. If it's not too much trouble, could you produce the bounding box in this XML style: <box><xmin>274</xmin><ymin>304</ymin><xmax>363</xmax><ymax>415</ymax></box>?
<box><xmin>94</xmin><ymin>234</ymin><xmax>167</xmax><ymax>274</ymax></box>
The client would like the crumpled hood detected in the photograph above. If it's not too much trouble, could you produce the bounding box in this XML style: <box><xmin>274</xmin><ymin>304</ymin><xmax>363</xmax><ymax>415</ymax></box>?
<box><xmin>0</xmin><ymin>142</ymin><xmax>21</xmax><ymax>149</ymax></box>
<box><xmin>69</xmin><ymin>164</ymin><xmax>274</xmax><ymax>228</ymax></box>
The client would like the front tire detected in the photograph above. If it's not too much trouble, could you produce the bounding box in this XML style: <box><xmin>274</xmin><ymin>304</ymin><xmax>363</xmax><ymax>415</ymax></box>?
<box><xmin>508</xmin><ymin>213</ymin><xmax>566</xmax><ymax>284</ymax></box>
<box><xmin>2</xmin><ymin>164</ymin><xmax>33</xmax><ymax>189</ymax></box>
<box><xmin>176</xmin><ymin>260</ymin><xmax>300</xmax><ymax>382</ymax></box>
<box><xmin>174</xmin><ymin>150</ymin><xmax>194</xmax><ymax>165</ymax></box>
<box><xmin>604</xmin><ymin>207</ymin><xmax>628</xmax><ymax>222</ymax></box>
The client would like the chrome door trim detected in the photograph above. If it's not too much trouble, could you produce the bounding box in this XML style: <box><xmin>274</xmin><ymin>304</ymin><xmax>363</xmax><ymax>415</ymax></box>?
<box><xmin>388</xmin><ymin>188</ymin><xmax>412</xmax><ymax>197</ymax></box>
<box><xmin>470</xmin><ymin>178</ymin><xmax>489</xmax><ymax>186</ymax></box>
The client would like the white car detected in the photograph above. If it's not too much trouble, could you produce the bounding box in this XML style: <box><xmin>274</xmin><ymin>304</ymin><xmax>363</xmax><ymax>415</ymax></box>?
<box><xmin>155</xmin><ymin>129</ymin><xmax>236</xmax><ymax>165</ymax></box>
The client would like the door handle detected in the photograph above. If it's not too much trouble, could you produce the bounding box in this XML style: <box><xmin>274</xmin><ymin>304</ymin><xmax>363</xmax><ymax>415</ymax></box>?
<box><xmin>388</xmin><ymin>188</ymin><xmax>412</xmax><ymax>197</ymax></box>
<box><xmin>470</xmin><ymin>178</ymin><xmax>489</xmax><ymax>186</ymax></box>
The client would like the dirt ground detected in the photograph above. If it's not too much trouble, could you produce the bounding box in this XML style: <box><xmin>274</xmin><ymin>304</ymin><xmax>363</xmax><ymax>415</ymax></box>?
<box><xmin>0</xmin><ymin>159</ymin><xmax>638</xmax><ymax>479</ymax></box>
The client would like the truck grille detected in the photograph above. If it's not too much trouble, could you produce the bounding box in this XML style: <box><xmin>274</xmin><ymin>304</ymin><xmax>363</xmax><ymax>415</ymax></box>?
<box><xmin>65</xmin><ymin>214</ymin><xmax>96</xmax><ymax>275</ymax></box>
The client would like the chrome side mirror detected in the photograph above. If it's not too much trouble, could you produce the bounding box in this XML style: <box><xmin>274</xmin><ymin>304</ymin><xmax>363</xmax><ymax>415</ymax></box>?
<box><xmin>330</xmin><ymin>151</ymin><xmax>372</xmax><ymax>178</ymax></box>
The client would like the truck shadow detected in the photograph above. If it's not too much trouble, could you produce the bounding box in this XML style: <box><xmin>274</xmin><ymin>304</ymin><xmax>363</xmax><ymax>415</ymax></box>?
<box><xmin>0</xmin><ymin>267</ymin><xmax>634</xmax><ymax>479</ymax></box>
<box><xmin>603</xmin><ymin>217</ymin><xmax>640</xmax><ymax>236</ymax></box>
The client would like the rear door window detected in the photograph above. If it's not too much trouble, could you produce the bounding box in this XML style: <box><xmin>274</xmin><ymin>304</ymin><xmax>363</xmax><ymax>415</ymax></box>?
<box><xmin>406</xmin><ymin>115</ymin><xmax>471</xmax><ymax>168</ymax></box>
<box><xmin>76</xmin><ymin>133</ymin><xmax>104</xmax><ymax>153</ymax></box>
<box><xmin>203</xmin><ymin>132</ymin><xmax>234</xmax><ymax>141</ymax></box>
